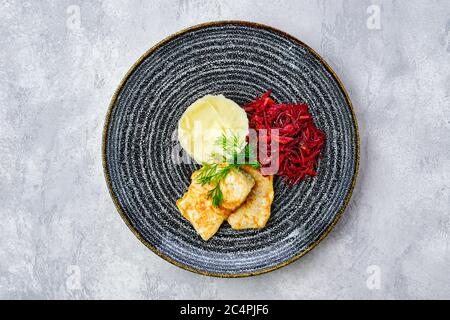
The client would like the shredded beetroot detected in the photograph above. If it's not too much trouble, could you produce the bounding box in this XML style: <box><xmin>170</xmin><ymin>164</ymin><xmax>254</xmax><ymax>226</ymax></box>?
<box><xmin>244</xmin><ymin>90</ymin><xmax>326</xmax><ymax>185</ymax></box>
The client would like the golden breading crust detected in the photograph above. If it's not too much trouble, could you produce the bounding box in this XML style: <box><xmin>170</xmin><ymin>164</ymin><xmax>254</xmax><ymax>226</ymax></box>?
<box><xmin>226</xmin><ymin>166</ymin><xmax>274</xmax><ymax>230</ymax></box>
<box><xmin>176</xmin><ymin>168</ymin><xmax>255</xmax><ymax>240</ymax></box>
<box><xmin>176</xmin><ymin>180</ymin><xmax>228</xmax><ymax>241</ymax></box>
<box><xmin>219</xmin><ymin>168</ymin><xmax>255</xmax><ymax>211</ymax></box>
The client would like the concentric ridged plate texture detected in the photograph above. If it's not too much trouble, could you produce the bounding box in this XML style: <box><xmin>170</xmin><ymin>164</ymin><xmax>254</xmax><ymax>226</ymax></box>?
<box><xmin>103</xmin><ymin>21</ymin><xmax>359</xmax><ymax>277</ymax></box>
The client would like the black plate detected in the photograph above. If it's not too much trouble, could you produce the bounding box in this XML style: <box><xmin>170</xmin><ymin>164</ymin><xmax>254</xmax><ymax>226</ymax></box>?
<box><xmin>103</xmin><ymin>21</ymin><xmax>359</xmax><ymax>277</ymax></box>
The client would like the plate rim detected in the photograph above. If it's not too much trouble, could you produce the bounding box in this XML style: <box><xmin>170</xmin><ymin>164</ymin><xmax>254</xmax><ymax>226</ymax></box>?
<box><xmin>102</xmin><ymin>20</ymin><xmax>360</xmax><ymax>278</ymax></box>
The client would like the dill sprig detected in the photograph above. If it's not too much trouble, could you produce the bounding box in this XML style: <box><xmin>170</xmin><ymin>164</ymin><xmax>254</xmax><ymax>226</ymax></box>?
<box><xmin>196</xmin><ymin>162</ymin><xmax>233</xmax><ymax>186</ymax></box>
<box><xmin>243</xmin><ymin>143</ymin><xmax>261</xmax><ymax>170</ymax></box>
<box><xmin>196</xmin><ymin>132</ymin><xmax>261</xmax><ymax>207</ymax></box>
<box><xmin>208</xmin><ymin>184</ymin><xmax>223</xmax><ymax>208</ymax></box>
<box><xmin>210</xmin><ymin>132</ymin><xmax>260</xmax><ymax>169</ymax></box>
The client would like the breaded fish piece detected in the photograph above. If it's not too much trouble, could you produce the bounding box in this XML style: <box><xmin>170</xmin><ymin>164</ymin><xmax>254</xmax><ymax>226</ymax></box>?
<box><xmin>227</xmin><ymin>166</ymin><xmax>274</xmax><ymax>229</ymax></box>
<box><xmin>176</xmin><ymin>178</ymin><xmax>229</xmax><ymax>241</ymax></box>
<box><xmin>176</xmin><ymin>168</ymin><xmax>255</xmax><ymax>240</ymax></box>
<box><xmin>218</xmin><ymin>167</ymin><xmax>255</xmax><ymax>211</ymax></box>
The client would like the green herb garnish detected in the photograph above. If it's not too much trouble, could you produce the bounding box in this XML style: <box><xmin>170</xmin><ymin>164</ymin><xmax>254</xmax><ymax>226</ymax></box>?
<box><xmin>208</xmin><ymin>184</ymin><xmax>223</xmax><ymax>208</ymax></box>
<box><xmin>196</xmin><ymin>132</ymin><xmax>261</xmax><ymax>207</ymax></box>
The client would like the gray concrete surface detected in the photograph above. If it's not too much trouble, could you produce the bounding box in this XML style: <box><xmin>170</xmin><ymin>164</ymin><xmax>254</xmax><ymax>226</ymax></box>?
<box><xmin>0</xmin><ymin>0</ymin><xmax>449</xmax><ymax>299</ymax></box>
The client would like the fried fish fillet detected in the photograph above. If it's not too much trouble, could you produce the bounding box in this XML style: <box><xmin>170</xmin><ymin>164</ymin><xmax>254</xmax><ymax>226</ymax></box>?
<box><xmin>218</xmin><ymin>167</ymin><xmax>255</xmax><ymax>211</ymax></box>
<box><xmin>227</xmin><ymin>166</ymin><xmax>274</xmax><ymax>229</ymax></box>
<box><xmin>176</xmin><ymin>167</ymin><xmax>255</xmax><ymax>240</ymax></box>
<box><xmin>176</xmin><ymin>180</ymin><xmax>228</xmax><ymax>241</ymax></box>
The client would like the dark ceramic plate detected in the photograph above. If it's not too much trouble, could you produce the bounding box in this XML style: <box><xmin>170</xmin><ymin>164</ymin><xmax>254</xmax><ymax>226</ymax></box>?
<box><xmin>103</xmin><ymin>21</ymin><xmax>359</xmax><ymax>277</ymax></box>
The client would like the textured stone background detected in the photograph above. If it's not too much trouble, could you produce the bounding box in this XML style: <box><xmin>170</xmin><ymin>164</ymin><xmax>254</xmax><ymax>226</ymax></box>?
<box><xmin>1</xmin><ymin>0</ymin><xmax>449</xmax><ymax>299</ymax></box>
